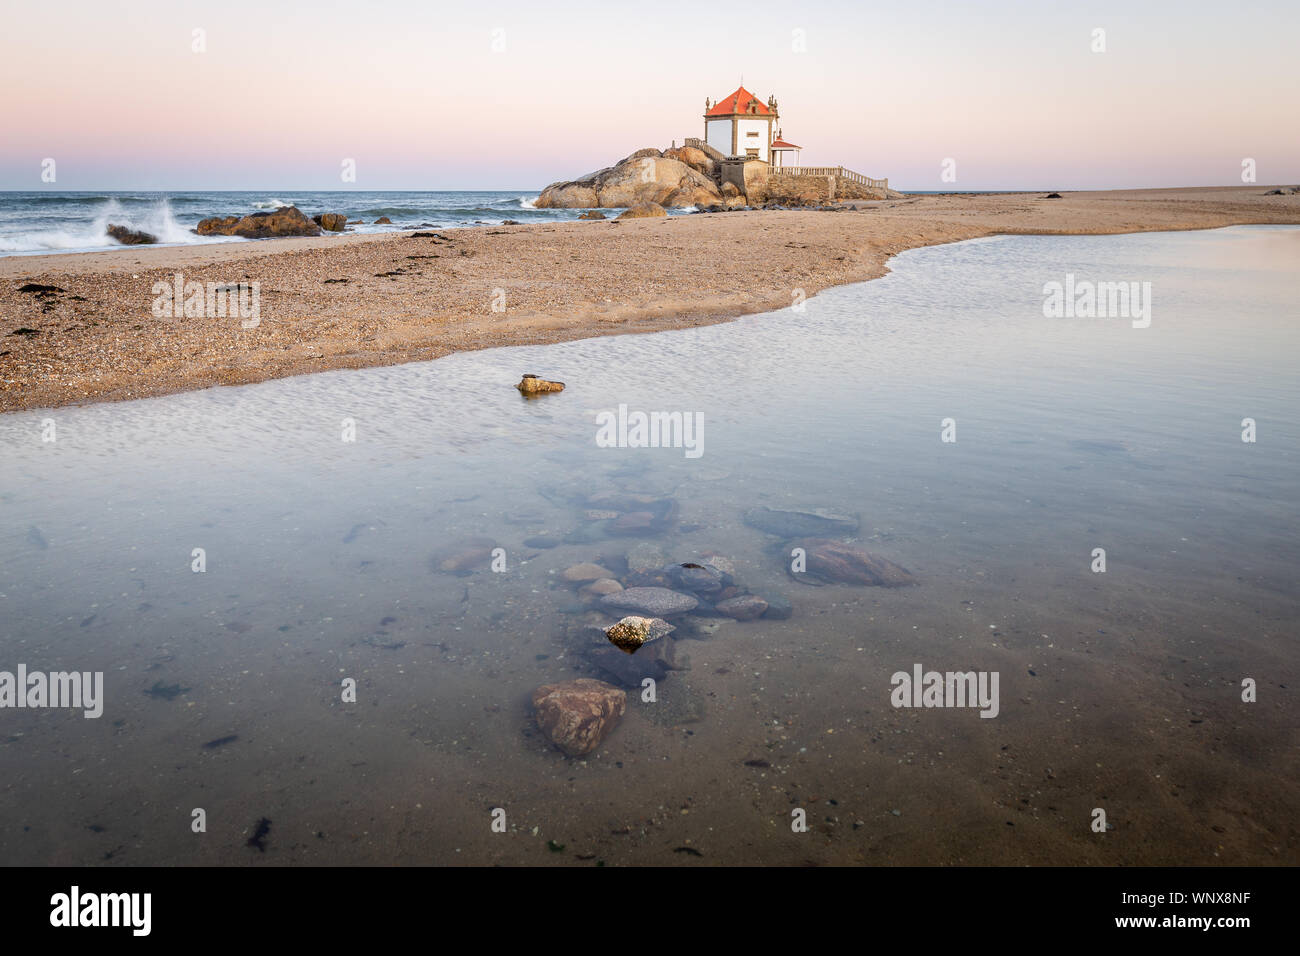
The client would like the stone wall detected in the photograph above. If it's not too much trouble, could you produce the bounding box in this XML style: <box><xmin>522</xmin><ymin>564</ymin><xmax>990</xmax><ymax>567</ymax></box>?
<box><xmin>764</xmin><ymin>174</ymin><xmax>835</xmax><ymax>203</ymax></box>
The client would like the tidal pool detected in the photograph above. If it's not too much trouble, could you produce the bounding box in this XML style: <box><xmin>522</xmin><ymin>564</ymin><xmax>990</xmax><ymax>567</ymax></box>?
<box><xmin>1</xmin><ymin>226</ymin><xmax>1296</xmax><ymax>865</ymax></box>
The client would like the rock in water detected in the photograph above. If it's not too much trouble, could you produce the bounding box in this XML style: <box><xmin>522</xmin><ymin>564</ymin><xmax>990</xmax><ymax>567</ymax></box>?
<box><xmin>195</xmin><ymin>205</ymin><xmax>322</xmax><ymax>239</ymax></box>
<box><xmin>664</xmin><ymin>562</ymin><xmax>725</xmax><ymax>596</ymax></box>
<box><xmin>743</xmin><ymin>507</ymin><xmax>860</xmax><ymax>537</ymax></box>
<box><xmin>374</xmin><ymin>216</ymin><xmax>392</xmax><ymax>224</ymax></box>
<box><xmin>599</xmin><ymin>586</ymin><xmax>698</xmax><ymax>617</ymax></box>
<box><xmin>589</xmin><ymin>638</ymin><xmax>678</xmax><ymax>687</ymax></box>
<box><xmin>430</xmin><ymin>536</ymin><xmax>497</xmax><ymax>575</ymax></box>
<box><xmin>516</xmin><ymin>374</ymin><xmax>565</xmax><ymax>395</ymax></box>
<box><xmin>625</xmin><ymin>543</ymin><xmax>667</xmax><ymax>574</ymax></box>
<box><xmin>107</xmin><ymin>224</ymin><xmax>157</xmax><ymax>245</ymax></box>
<box><xmin>562</xmin><ymin>562</ymin><xmax>613</xmax><ymax>583</ymax></box>
<box><xmin>604</xmin><ymin>615</ymin><xmax>674</xmax><ymax>654</ymax></box>
<box><xmin>531</xmin><ymin>679</ymin><xmax>626</xmax><ymax>756</ymax></box>
<box><xmin>578</xmin><ymin>210</ymin><xmax>606</xmax><ymax>220</ymax></box>
<box><xmin>715</xmin><ymin>595</ymin><xmax>768</xmax><ymax>621</ymax></box>
<box><xmin>313</xmin><ymin>213</ymin><xmax>347</xmax><ymax>232</ymax></box>
<box><xmin>788</xmin><ymin>538</ymin><xmax>916</xmax><ymax>587</ymax></box>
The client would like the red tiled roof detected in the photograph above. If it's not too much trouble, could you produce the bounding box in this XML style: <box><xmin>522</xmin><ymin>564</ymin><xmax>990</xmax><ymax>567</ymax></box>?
<box><xmin>770</xmin><ymin>138</ymin><xmax>801</xmax><ymax>149</ymax></box>
<box><xmin>707</xmin><ymin>86</ymin><xmax>772</xmax><ymax>116</ymax></box>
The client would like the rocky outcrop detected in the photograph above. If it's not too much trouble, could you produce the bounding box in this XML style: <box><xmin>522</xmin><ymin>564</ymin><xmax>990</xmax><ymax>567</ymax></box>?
<box><xmin>536</xmin><ymin>154</ymin><xmax>722</xmax><ymax>209</ymax></box>
<box><xmin>616</xmin><ymin>202</ymin><xmax>667</xmax><ymax>220</ymax></box>
<box><xmin>374</xmin><ymin>216</ymin><xmax>392</xmax><ymax>224</ymax></box>
<box><xmin>531</xmin><ymin>678</ymin><xmax>626</xmax><ymax>756</ymax></box>
<box><xmin>107</xmin><ymin>224</ymin><xmax>157</xmax><ymax>245</ymax></box>
<box><xmin>313</xmin><ymin>213</ymin><xmax>347</xmax><ymax>232</ymax></box>
<box><xmin>196</xmin><ymin>205</ymin><xmax>322</xmax><ymax>239</ymax></box>
<box><xmin>663</xmin><ymin>145</ymin><xmax>716</xmax><ymax>180</ymax></box>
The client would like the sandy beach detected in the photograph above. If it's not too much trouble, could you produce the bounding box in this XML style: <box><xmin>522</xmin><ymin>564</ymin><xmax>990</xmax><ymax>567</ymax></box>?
<box><xmin>2</xmin><ymin>186</ymin><xmax>1298</xmax><ymax>413</ymax></box>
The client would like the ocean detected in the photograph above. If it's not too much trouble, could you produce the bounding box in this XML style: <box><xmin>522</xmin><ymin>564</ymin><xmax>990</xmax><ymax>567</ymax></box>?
<box><xmin>0</xmin><ymin>190</ymin><xmax>666</xmax><ymax>256</ymax></box>
<box><xmin>0</xmin><ymin>226</ymin><xmax>1296</xmax><ymax>865</ymax></box>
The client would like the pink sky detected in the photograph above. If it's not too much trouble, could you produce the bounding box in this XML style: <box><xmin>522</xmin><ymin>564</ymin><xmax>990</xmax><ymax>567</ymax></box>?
<box><xmin>2</xmin><ymin>0</ymin><xmax>1297</xmax><ymax>190</ymax></box>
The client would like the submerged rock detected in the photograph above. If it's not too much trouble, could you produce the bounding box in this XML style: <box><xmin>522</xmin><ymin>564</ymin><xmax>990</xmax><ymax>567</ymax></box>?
<box><xmin>625</xmin><ymin>542</ymin><xmax>667</xmax><ymax>574</ymax></box>
<box><xmin>600</xmin><ymin>586</ymin><xmax>698</xmax><ymax>617</ymax></box>
<box><xmin>663</xmin><ymin>562</ymin><xmax>725</xmax><ymax>596</ymax></box>
<box><xmin>531</xmin><ymin>679</ymin><xmax>626</xmax><ymax>756</ymax></box>
<box><xmin>787</xmin><ymin>538</ymin><xmax>915</xmax><ymax>587</ymax></box>
<box><xmin>760</xmin><ymin>594</ymin><xmax>793</xmax><ymax>620</ymax></box>
<box><xmin>744</xmin><ymin>506</ymin><xmax>860</xmax><ymax>538</ymax></box>
<box><xmin>562</xmin><ymin>562</ymin><xmax>613</xmax><ymax>583</ymax></box>
<box><xmin>715</xmin><ymin>594</ymin><xmax>768</xmax><ymax>621</ymax></box>
<box><xmin>430</xmin><ymin>537</ymin><xmax>497</xmax><ymax>575</ymax></box>
<box><xmin>579</xmin><ymin>578</ymin><xmax>624</xmax><ymax>602</ymax></box>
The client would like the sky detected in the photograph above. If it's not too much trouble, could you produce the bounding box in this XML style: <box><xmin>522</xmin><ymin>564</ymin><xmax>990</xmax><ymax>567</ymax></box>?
<box><xmin>1</xmin><ymin>0</ymin><xmax>1297</xmax><ymax>191</ymax></box>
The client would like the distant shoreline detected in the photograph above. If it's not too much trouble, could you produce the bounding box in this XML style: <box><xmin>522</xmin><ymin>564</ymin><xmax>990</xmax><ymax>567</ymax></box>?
<box><xmin>3</xmin><ymin>186</ymin><xmax>1298</xmax><ymax>414</ymax></box>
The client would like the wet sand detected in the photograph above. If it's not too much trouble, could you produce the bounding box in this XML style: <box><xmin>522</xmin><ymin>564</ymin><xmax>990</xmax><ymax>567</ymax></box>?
<box><xmin>2</xmin><ymin>186</ymin><xmax>1299</xmax><ymax>413</ymax></box>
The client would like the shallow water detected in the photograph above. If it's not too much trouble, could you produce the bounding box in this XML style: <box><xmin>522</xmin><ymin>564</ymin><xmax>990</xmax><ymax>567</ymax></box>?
<box><xmin>1</xmin><ymin>226</ymin><xmax>1296</xmax><ymax>865</ymax></box>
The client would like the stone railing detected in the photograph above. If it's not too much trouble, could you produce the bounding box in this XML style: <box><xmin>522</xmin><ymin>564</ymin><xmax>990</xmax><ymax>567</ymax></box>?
<box><xmin>771</xmin><ymin>165</ymin><xmax>887</xmax><ymax>189</ymax></box>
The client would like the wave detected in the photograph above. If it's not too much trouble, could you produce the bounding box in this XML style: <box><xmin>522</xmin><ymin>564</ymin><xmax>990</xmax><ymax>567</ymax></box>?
<box><xmin>251</xmin><ymin>199</ymin><xmax>290</xmax><ymax>209</ymax></box>
<box><xmin>0</xmin><ymin>197</ymin><xmax>213</xmax><ymax>253</ymax></box>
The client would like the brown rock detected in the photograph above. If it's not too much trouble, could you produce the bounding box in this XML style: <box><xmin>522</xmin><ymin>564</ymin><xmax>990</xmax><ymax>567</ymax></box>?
<box><xmin>536</xmin><ymin>155</ymin><xmax>721</xmax><ymax>209</ymax></box>
<box><xmin>616</xmin><ymin>202</ymin><xmax>668</xmax><ymax>220</ymax></box>
<box><xmin>516</xmin><ymin>374</ymin><xmax>564</xmax><ymax>394</ymax></box>
<box><xmin>195</xmin><ymin>205</ymin><xmax>322</xmax><ymax>239</ymax></box>
<box><xmin>577</xmin><ymin>210</ymin><xmax>606</xmax><ymax>220</ymax></box>
<box><xmin>531</xmin><ymin>678</ymin><xmax>626</xmax><ymax>756</ymax></box>
<box><xmin>107</xmin><ymin>224</ymin><xmax>157</xmax><ymax>245</ymax></box>
<box><xmin>374</xmin><ymin>216</ymin><xmax>393</xmax><ymax>224</ymax></box>
<box><xmin>314</xmin><ymin>213</ymin><xmax>347</xmax><ymax>232</ymax></box>
<box><xmin>579</xmin><ymin>578</ymin><xmax>624</xmax><ymax>602</ymax></box>
<box><xmin>790</xmin><ymin>538</ymin><xmax>916</xmax><ymax>587</ymax></box>
<box><xmin>563</xmin><ymin>562</ymin><xmax>613</xmax><ymax>583</ymax></box>
<box><xmin>715</xmin><ymin>594</ymin><xmax>769</xmax><ymax>621</ymax></box>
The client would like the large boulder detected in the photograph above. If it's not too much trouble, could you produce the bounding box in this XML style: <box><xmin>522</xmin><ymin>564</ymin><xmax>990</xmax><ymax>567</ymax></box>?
<box><xmin>313</xmin><ymin>213</ymin><xmax>347</xmax><ymax>232</ymax></box>
<box><xmin>196</xmin><ymin>205</ymin><xmax>322</xmax><ymax>239</ymax></box>
<box><xmin>536</xmin><ymin>155</ymin><xmax>722</xmax><ymax>209</ymax></box>
<box><xmin>531</xmin><ymin>679</ymin><xmax>626</xmax><ymax>756</ymax></box>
